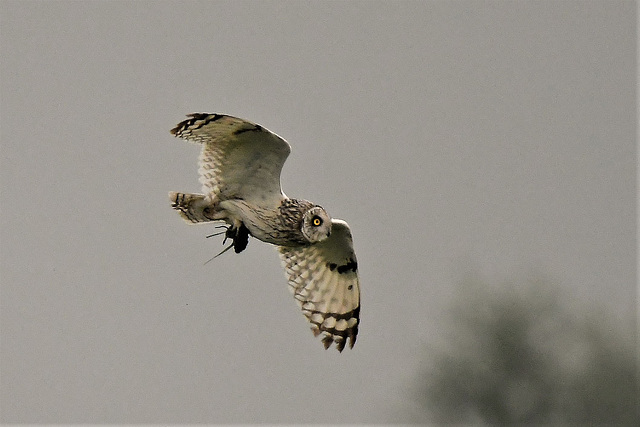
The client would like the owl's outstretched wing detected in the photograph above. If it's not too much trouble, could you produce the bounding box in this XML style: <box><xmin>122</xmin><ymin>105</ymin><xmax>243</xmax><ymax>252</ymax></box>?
<box><xmin>171</xmin><ymin>113</ymin><xmax>291</xmax><ymax>208</ymax></box>
<box><xmin>278</xmin><ymin>220</ymin><xmax>360</xmax><ymax>352</ymax></box>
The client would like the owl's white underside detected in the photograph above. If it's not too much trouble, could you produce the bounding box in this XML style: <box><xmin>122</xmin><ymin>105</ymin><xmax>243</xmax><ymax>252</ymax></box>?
<box><xmin>169</xmin><ymin>113</ymin><xmax>360</xmax><ymax>351</ymax></box>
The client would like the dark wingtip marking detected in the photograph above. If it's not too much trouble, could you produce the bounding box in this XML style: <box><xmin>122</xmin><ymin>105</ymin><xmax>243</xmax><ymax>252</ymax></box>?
<box><xmin>349</xmin><ymin>331</ymin><xmax>357</xmax><ymax>349</ymax></box>
<box><xmin>322</xmin><ymin>335</ymin><xmax>334</xmax><ymax>350</ymax></box>
<box><xmin>305</xmin><ymin>306</ymin><xmax>360</xmax><ymax>352</ymax></box>
<box><xmin>171</xmin><ymin>113</ymin><xmax>225</xmax><ymax>136</ymax></box>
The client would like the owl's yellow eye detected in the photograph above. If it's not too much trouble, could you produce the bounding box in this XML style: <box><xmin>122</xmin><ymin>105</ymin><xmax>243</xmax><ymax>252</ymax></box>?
<box><xmin>312</xmin><ymin>216</ymin><xmax>322</xmax><ymax>226</ymax></box>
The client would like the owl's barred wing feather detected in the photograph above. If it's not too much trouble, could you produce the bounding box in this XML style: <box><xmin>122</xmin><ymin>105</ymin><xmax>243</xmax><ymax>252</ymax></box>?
<box><xmin>278</xmin><ymin>220</ymin><xmax>360</xmax><ymax>352</ymax></box>
<box><xmin>171</xmin><ymin>114</ymin><xmax>291</xmax><ymax>208</ymax></box>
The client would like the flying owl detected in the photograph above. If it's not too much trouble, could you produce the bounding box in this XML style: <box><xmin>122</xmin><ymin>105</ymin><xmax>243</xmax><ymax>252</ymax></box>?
<box><xmin>168</xmin><ymin>113</ymin><xmax>360</xmax><ymax>351</ymax></box>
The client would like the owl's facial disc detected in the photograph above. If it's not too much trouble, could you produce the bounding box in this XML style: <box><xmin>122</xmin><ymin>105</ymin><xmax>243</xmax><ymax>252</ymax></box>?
<box><xmin>301</xmin><ymin>206</ymin><xmax>332</xmax><ymax>243</ymax></box>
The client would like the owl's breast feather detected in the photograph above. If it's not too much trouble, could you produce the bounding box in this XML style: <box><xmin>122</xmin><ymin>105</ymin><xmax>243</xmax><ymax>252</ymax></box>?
<box><xmin>218</xmin><ymin>199</ymin><xmax>307</xmax><ymax>247</ymax></box>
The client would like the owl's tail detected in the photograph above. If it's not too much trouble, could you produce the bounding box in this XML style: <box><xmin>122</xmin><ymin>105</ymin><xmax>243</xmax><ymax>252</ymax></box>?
<box><xmin>169</xmin><ymin>192</ymin><xmax>216</xmax><ymax>224</ymax></box>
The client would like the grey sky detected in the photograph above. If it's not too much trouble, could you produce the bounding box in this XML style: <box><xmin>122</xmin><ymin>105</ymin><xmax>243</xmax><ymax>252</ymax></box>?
<box><xmin>1</xmin><ymin>0</ymin><xmax>636</xmax><ymax>423</ymax></box>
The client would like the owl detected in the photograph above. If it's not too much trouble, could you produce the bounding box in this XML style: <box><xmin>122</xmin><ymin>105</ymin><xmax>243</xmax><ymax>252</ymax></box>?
<box><xmin>169</xmin><ymin>113</ymin><xmax>360</xmax><ymax>351</ymax></box>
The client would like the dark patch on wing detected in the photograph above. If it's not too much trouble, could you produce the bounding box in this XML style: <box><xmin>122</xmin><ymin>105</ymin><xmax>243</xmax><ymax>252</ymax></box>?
<box><xmin>337</xmin><ymin>258</ymin><xmax>358</xmax><ymax>274</ymax></box>
<box><xmin>233</xmin><ymin>124</ymin><xmax>263</xmax><ymax>135</ymax></box>
<box><xmin>327</xmin><ymin>262</ymin><xmax>338</xmax><ymax>271</ymax></box>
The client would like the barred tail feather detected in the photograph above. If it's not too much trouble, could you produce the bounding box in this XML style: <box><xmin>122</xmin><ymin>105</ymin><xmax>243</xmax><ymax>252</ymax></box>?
<box><xmin>169</xmin><ymin>191</ymin><xmax>215</xmax><ymax>224</ymax></box>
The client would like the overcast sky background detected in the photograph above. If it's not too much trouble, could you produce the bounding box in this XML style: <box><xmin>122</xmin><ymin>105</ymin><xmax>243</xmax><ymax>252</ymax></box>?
<box><xmin>1</xmin><ymin>0</ymin><xmax>636</xmax><ymax>424</ymax></box>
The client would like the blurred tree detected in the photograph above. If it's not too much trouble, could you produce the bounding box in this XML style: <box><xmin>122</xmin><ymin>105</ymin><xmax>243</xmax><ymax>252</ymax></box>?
<box><xmin>417</xmin><ymin>278</ymin><xmax>637</xmax><ymax>425</ymax></box>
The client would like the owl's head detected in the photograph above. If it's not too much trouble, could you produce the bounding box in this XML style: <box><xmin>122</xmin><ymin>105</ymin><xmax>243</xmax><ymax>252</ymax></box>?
<box><xmin>301</xmin><ymin>206</ymin><xmax>332</xmax><ymax>243</ymax></box>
